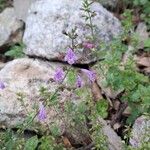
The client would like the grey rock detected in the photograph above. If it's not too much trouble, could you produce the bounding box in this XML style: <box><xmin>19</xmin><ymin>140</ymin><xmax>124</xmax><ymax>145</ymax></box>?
<box><xmin>98</xmin><ymin>118</ymin><xmax>124</xmax><ymax>150</ymax></box>
<box><xmin>130</xmin><ymin>115</ymin><xmax>150</xmax><ymax>148</ymax></box>
<box><xmin>0</xmin><ymin>58</ymin><xmax>91</xmax><ymax>144</ymax></box>
<box><xmin>0</xmin><ymin>8</ymin><xmax>24</xmax><ymax>47</ymax></box>
<box><xmin>13</xmin><ymin>0</ymin><xmax>36</xmax><ymax>21</ymax></box>
<box><xmin>0</xmin><ymin>58</ymin><xmax>123</xmax><ymax>147</ymax></box>
<box><xmin>23</xmin><ymin>0</ymin><xmax>121</xmax><ymax>63</ymax></box>
<box><xmin>136</xmin><ymin>22</ymin><xmax>149</xmax><ymax>49</ymax></box>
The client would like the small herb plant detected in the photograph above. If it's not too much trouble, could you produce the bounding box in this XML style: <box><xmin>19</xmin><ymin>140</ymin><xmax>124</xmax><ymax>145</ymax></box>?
<box><xmin>95</xmin><ymin>9</ymin><xmax>150</xmax><ymax>124</ymax></box>
<box><xmin>0</xmin><ymin>0</ymin><xmax>6</xmax><ymax>12</ymax></box>
<box><xmin>0</xmin><ymin>0</ymin><xmax>149</xmax><ymax>149</ymax></box>
<box><xmin>4</xmin><ymin>43</ymin><xmax>25</xmax><ymax>59</ymax></box>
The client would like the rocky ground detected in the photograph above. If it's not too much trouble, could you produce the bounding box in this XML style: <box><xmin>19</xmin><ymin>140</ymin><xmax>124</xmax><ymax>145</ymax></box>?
<box><xmin>0</xmin><ymin>0</ymin><xmax>149</xmax><ymax>149</ymax></box>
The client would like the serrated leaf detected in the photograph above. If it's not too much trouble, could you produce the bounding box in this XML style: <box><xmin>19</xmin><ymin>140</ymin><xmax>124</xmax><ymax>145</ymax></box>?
<box><xmin>96</xmin><ymin>99</ymin><xmax>108</xmax><ymax>118</ymax></box>
<box><xmin>39</xmin><ymin>136</ymin><xmax>55</xmax><ymax>150</ymax></box>
<box><xmin>126</xmin><ymin>107</ymin><xmax>140</xmax><ymax>124</ymax></box>
<box><xmin>144</xmin><ymin>38</ymin><xmax>150</xmax><ymax>48</ymax></box>
<box><xmin>24</xmin><ymin>136</ymin><xmax>38</xmax><ymax>150</ymax></box>
<box><xmin>67</xmin><ymin>70</ymin><xmax>76</xmax><ymax>85</ymax></box>
<box><xmin>49</xmin><ymin>93</ymin><xmax>58</xmax><ymax>106</ymax></box>
<box><xmin>130</xmin><ymin>91</ymin><xmax>141</xmax><ymax>102</ymax></box>
<box><xmin>4</xmin><ymin>43</ymin><xmax>25</xmax><ymax>58</ymax></box>
<box><xmin>140</xmin><ymin>0</ymin><xmax>148</xmax><ymax>5</ymax></box>
<box><xmin>50</xmin><ymin>125</ymin><xmax>61</xmax><ymax>137</ymax></box>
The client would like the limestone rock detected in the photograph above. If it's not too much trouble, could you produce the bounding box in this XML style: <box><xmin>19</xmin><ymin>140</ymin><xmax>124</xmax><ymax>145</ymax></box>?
<box><xmin>136</xmin><ymin>22</ymin><xmax>149</xmax><ymax>49</ymax></box>
<box><xmin>23</xmin><ymin>0</ymin><xmax>122</xmax><ymax>63</ymax></box>
<box><xmin>0</xmin><ymin>58</ymin><xmax>92</xmax><ymax>144</ymax></box>
<box><xmin>13</xmin><ymin>0</ymin><xmax>36</xmax><ymax>21</ymax></box>
<box><xmin>98</xmin><ymin>118</ymin><xmax>124</xmax><ymax>150</ymax></box>
<box><xmin>0</xmin><ymin>8</ymin><xmax>24</xmax><ymax>48</ymax></box>
<box><xmin>0</xmin><ymin>58</ymin><xmax>123</xmax><ymax>148</ymax></box>
<box><xmin>130</xmin><ymin>115</ymin><xmax>150</xmax><ymax>148</ymax></box>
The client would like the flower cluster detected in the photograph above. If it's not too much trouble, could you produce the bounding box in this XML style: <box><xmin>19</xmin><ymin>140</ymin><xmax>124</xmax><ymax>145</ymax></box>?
<box><xmin>64</xmin><ymin>48</ymin><xmax>77</xmax><ymax>65</ymax></box>
<box><xmin>53</xmin><ymin>47</ymin><xmax>96</xmax><ymax>88</ymax></box>
<box><xmin>54</xmin><ymin>68</ymin><xmax>65</xmax><ymax>83</ymax></box>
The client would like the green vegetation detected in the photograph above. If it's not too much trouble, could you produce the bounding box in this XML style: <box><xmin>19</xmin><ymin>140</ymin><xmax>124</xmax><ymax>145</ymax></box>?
<box><xmin>124</xmin><ymin>0</ymin><xmax>150</xmax><ymax>30</ymax></box>
<box><xmin>0</xmin><ymin>0</ymin><xmax>6</xmax><ymax>12</ymax></box>
<box><xmin>95</xmin><ymin>10</ymin><xmax>150</xmax><ymax>124</ymax></box>
<box><xmin>0</xmin><ymin>0</ymin><xmax>11</xmax><ymax>12</ymax></box>
<box><xmin>0</xmin><ymin>0</ymin><xmax>149</xmax><ymax>149</ymax></box>
<box><xmin>4</xmin><ymin>43</ymin><xmax>25</xmax><ymax>59</ymax></box>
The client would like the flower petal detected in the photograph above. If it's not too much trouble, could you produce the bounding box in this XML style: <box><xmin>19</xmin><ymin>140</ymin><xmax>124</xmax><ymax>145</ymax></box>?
<box><xmin>64</xmin><ymin>48</ymin><xmax>77</xmax><ymax>65</ymax></box>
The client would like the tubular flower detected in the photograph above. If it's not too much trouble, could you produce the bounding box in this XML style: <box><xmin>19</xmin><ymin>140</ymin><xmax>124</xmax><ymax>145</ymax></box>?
<box><xmin>38</xmin><ymin>103</ymin><xmax>47</xmax><ymax>121</ymax></box>
<box><xmin>81</xmin><ymin>69</ymin><xmax>96</xmax><ymax>83</ymax></box>
<box><xmin>54</xmin><ymin>68</ymin><xmax>65</xmax><ymax>82</ymax></box>
<box><xmin>64</xmin><ymin>48</ymin><xmax>77</xmax><ymax>65</ymax></box>
<box><xmin>83</xmin><ymin>41</ymin><xmax>95</xmax><ymax>49</ymax></box>
<box><xmin>0</xmin><ymin>81</ymin><xmax>5</xmax><ymax>89</ymax></box>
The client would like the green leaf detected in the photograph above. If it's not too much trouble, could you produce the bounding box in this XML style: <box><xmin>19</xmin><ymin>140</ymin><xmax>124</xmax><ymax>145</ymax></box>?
<box><xmin>144</xmin><ymin>38</ymin><xmax>150</xmax><ymax>51</ymax></box>
<box><xmin>96</xmin><ymin>99</ymin><xmax>108</xmax><ymax>118</ymax></box>
<box><xmin>75</xmin><ymin>87</ymin><xmax>88</xmax><ymax>97</ymax></box>
<box><xmin>64</xmin><ymin>101</ymin><xmax>75</xmax><ymax>114</ymax></box>
<box><xmin>49</xmin><ymin>93</ymin><xmax>58</xmax><ymax>106</ymax></box>
<box><xmin>24</xmin><ymin>136</ymin><xmax>38</xmax><ymax>150</ymax></box>
<box><xmin>6</xmin><ymin>139</ymin><xmax>15</xmax><ymax>150</ymax></box>
<box><xmin>126</xmin><ymin>107</ymin><xmax>141</xmax><ymax>124</ymax></box>
<box><xmin>39</xmin><ymin>136</ymin><xmax>65</xmax><ymax>150</ymax></box>
<box><xmin>4</xmin><ymin>43</ymin><xmax>25</xmax><ymax>58</ymax></box>
<box><xmin>133</xmin><ymin>0</ymin><xmax>140</xmax><ymax>5</ymax></box>
<box><xmin>143</xmin><ymin>5</ymin><xmax>150</xmax><ymax>14</ymax></box>
<box><xmin>3</xmin><ymin>129</ymin><xmax>15</xmax><ymax>150</ymax></box>
<box><xmin>39</xmin><ymin>136</ymin><xmax>55</xmax><ymax>150</ymax></box>
<box><xmin>130</xmin><ymin>90</ymin><xmax>141</xmax><ymax>102</ymax></box>
<box><xmin>143</xmin><ymin>97</ymin><xmax>150</xmax><ymax>105</ymax></box>
<box><xmin>77</xmin><ymin>102</ymin><xmax>87</xmax><ymax>114</ymax></box>
<box><xmin>140</xmin><ymin>0</ymin><xmax>148</xmax><ymax>5</ymax></box>
<box><xmin>67</xmin><ymin>69</ymin><xmax>76</xmax><ymax>85</ymax></box>
<box><xmin>50</xmin><ymin>125</ymin><xmax>61</xmax><ymax>137</ymax></box>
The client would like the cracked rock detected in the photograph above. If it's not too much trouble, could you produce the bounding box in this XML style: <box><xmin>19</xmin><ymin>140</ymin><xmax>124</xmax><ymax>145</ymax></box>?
<box><xmin>130</xmin><ymin>115</ymin><xmax>150</xmax><ymax>148</ymax></box>
<box><xmin>0</xmin><ymin>8</ymin><xmax>24</xmax><ymax>48</ymax></box>
<box><xmin>23</xmin><ymin>0</ymin><xmax>122</xmax><ymax>64</ymax></box>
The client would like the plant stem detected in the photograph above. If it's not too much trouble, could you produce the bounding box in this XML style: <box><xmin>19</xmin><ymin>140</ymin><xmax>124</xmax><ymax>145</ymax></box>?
<box><xmin>17</xmin><ymin>66</ymin><xmax>72</xmax><ymax>135</ymax></box>
<box><xmin>88</xmin><ymin>11</ymin><xmax>95</xmax><ymax>41</ymax></box>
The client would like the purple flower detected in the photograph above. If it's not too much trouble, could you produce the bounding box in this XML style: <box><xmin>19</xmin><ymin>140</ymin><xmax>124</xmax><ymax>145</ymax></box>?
<box><xmin>0</xmin><ymin>81</ymin><xmax>5</xmax><ymax>89</ymax></box>
<box><xmin>64</xmin><ymin>48</ymin><xmax>77</xmax><ymax>65</ymax></box>
<box><xmin>76</xmin><ymin>75</ymin><xmax>83</xmax><ymax>88</ymax></box>
<box><xmin>54</xmin><ymin>68</ymin><xmax>65</xmax><ymax>82</ymax></box>
<box><xmin>38</xmin><ymin>103</ymin><xmax>47</xmax><ymax>121</ymax></box>
<box><xmin>83</xmin><ymin>42</ymin><xmax>95</xmax><ymax>49</ymax></box>
<box><xmin>81</xmin><ymin>69</ymin><xmax>96</xmax><ymax>83</ymax></box>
